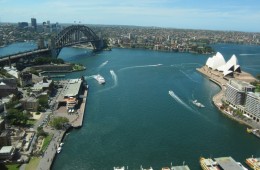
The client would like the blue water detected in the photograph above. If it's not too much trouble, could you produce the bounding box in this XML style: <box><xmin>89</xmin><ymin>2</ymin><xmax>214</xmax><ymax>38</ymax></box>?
<box><xmin>1</xmin><ymin>43</ymin><xmax>260</xmax><ymax>170</ymax></box>
<box><xmin>0</xmin><ymin>41</ymin><xmax>37</xmax><ymax>57</ymax></box>
<box><xmin>52</xmin><ymin>44</ymin><xmax>260</xmax><ymax>170</ymax></box>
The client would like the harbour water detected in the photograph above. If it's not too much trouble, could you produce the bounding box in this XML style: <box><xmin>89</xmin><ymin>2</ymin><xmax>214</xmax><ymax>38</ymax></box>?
<box><xmin>1</xmin><ymin>43</ymin><xmax>260</xmax><ymax>169</ymax></box>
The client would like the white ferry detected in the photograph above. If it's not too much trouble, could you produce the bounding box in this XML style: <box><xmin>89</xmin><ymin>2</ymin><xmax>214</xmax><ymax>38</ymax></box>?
<box><xmin>192</xmin><ymin>100</ymin><xmax>205</xmax><ymax>108</ymax></box>
<box><xmin>93</xmin><ymin>74</ymin><xmax>105</xmax><ymax>84</ymax></box>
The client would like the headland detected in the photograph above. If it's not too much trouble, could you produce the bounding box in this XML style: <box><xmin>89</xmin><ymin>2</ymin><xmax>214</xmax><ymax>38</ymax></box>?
<box><xmin>197</xmin><ymin>65</ymin><xmax>260</xmax><ymax>130</ymax></box>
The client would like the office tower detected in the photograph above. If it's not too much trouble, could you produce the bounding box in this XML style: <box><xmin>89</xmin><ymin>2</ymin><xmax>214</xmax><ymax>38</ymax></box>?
<box><xmin>31</xmin><ymin>18</ymin><xmax>37</xmax><ymax>30</ymax></box>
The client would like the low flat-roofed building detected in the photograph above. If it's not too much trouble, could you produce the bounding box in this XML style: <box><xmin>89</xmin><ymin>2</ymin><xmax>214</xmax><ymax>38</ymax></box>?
<box><xmin>0</xmin><ymin>146</ymin><xmax>15</xmax><ymax>160</ymax></box>
<box><xmin>58</xmin><ymin>78</ymin><xmax>83</xmax><ymax>109</ymax></box>
<box><xmin>215</xmin><ymin>157</ymin><xmax>243</xmax><ymax>170</ymax></box>
<box><xmin>64</xmin><ymin>79</ymin><xmax>82</xmax><ymax>98</ymax></box>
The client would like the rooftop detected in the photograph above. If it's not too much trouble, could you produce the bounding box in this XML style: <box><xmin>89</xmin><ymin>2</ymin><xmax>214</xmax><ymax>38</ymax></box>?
<box><xmin>215</xmin><ymin>157</ymin><xmax>243</xmax><ymax>170</ymax></box>
<box><xmin>171</xmin><ymin>165</ymin><xmax>190</xmax><ymax>170</ymax></box>
<box><xmin>64</xmin><ymin>79</ymin><xmax>82</xmax><ymax>97</ymax></box>
<box><xmin>0</xmin><ymin>146</ymin><xmax>14</xmax><ymax>154</ymax></box>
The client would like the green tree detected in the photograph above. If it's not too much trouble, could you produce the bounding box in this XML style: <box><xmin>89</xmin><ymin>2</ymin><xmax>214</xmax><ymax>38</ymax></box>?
<box><xmin>38</xmin><ymin>96</ymin><xmax>49</xmax><ymax>109</ymax></box>
<box><xmin>6</xmin><ymin>109</ymin><xmax>30</xmax><ymax>125</ymax></box>
<box><xmin>50</xmin><ymin>117</ymin><xmax>69</xmax><ymax>130</ymax></box>
<box><xmin>37</xmin><ymin>126</ymin><xmax>48</xmax><ymax>137</ymax></box>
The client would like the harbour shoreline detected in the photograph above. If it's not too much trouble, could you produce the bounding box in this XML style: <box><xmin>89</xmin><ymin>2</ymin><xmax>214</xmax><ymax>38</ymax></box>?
<box><xmin>196</xmin><ymin>66</ymin><xmax>260</xmax><ymax>130</ymax></box>
<box><xmin>36</xmin><ymin>80</ymin><xmax>88</xmax><ymax>170</ymax></box>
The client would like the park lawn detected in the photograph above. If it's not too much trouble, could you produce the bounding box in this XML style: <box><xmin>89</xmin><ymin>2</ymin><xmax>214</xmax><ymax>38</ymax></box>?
<box><xmin>25</xmin><ymin>157</ymin><xmax>41</xmax><ymax>170</ymax></box>
<box><xmin>26</xmin><ymin>119</ymin><xmax>36</xmax><ymax>126</ymax></box>
<box><xmin>6</xmin><ymin>164</ymin><xmax>21</xmax><ymax>170</ymax></box>
<box><xmin>41</xmin><ymin>134</ymin><xmax>53</xmax><ymax>152</ymax></box>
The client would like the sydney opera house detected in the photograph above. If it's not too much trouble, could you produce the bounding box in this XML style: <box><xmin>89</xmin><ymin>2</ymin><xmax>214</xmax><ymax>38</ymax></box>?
<box><xmin>205</xmin><ymin>52</ymin><xmax>241</xmax><ymax>76</ymax></box>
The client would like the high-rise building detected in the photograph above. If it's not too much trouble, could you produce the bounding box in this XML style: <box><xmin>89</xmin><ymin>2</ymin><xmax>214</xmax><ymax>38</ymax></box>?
<box><xmin>18</xmin><ymin>22</ymin><xmax>29</xmax><ymax>29</ymax></box>
<box><xmin>225</xmin><ymin>79</ymin><xmax>255</xmax><ymax>106</ymax></box>
<box><xmin>31</xmin><ymin>18</ymin><xmax>37</xmax><ymax>30</ymax></box>
<box><xmin>245</xmin><ymin>92</ymin><xmax>260</xmax><ymax>122</ymax></box>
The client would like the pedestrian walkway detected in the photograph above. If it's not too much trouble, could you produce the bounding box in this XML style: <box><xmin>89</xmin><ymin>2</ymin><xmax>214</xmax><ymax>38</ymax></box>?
<box><xmin>36</xmin><ymin>129</ymin><xmax>65</xmax><ymax>170</ymax></box>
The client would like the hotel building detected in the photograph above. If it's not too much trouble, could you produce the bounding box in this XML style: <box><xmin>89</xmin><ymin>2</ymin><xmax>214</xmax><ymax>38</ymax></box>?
<box><xmin>245</xmin><ymin>92</ymin><xmax>260</xmax><ymax>122</ymax></box>
<box><xmin>225</xmin><ymin>79</ymin><xmax>259</xmax><ymax>123</ymax></box>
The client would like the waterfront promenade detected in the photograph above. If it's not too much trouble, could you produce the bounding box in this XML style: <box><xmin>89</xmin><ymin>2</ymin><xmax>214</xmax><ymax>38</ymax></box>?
<box><xmin>36</xmin><ymin>129</ymin><xmax>66</xmax><ymax>170</ymax></box>
<box><xmin>197</xmin><ymin>66</ymin><xmax>260</xmax><ymax>130</ymax></box>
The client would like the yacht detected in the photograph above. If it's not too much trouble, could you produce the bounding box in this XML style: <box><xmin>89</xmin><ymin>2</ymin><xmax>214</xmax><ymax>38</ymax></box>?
<box><xmin>245</xmin><ymin>156</ymin><xmax>260</xmax><ymax>170</ymax></box>
<box><xmin>192</xmin><ymin>100</ymin><xmax>205</xmax><ymax>108</ymax></box>
<box><xmin>94</xmin><ymin>74</ymin><xmax>105</xmax><ymax>84</ymax></box>
<box><xmin>199</xmin><ymin>157</ymin><xmax>220</xmax><ymax>170</ymax></box>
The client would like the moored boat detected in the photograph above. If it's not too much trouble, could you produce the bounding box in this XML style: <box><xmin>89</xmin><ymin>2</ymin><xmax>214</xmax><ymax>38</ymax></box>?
<box><xmin>57</xmin><ymin>147</ymin><xmax>62</xmax><ymax>153</ymax></box>
<box><xmin>114</xmin><ymin>166</ymin><xmax>125</xmax><ymax>170</ymax></box>
<box><xmin>245</xmin><ymin>157</ymin><xmax>260</xmax><ymax>170</ymax></box>
<box><xmin>199</xmin><ymin>157</ymin><xmax>220</xmax><ymax>170</ymax></box>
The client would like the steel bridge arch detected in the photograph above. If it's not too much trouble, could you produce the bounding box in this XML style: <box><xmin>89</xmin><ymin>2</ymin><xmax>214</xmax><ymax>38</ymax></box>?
<box><xmin>53</xmin><ymin>25</ymin><xmax>102</xmax><ymax>56</ymax></box>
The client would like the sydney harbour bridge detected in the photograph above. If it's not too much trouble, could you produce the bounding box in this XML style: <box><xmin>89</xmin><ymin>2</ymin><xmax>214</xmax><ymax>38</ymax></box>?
<box><xmin>0</xmin><ymin>25</ymin><xmax>104</xmax><ymax>65</ymax></box>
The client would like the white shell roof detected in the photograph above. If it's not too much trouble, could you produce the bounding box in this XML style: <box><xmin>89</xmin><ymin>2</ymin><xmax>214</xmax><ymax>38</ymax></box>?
<box><xmin>206</xmin><ymin>53</ymin><xmax>241</xmax><ymax>76</ymax></box>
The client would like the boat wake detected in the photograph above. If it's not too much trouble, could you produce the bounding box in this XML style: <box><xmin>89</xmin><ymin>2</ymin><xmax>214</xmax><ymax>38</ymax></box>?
<box><xmin>110</xmin><ymin>70</ymin><xmax>118</xmax><ymax>87</ymax></box>
<box><xmin>243</xmin><ymin>66</ymin><xmax>259</xmax><ymax>71</ymax></box>
<box><xmin>119</xmin><ymin>64</ymin><xmax>162</xmax><ymax>72</ymax></box>
<box><xmin>179</xmin><ymin>70</ymin><xmax>198</xmax><ymax>83</ymax></box>
<box><xmin>171</xmin><ymin>63</ymin><xmax>201</xmax><ymax>68</ymax></box>
<box><xmin>239</xmin><ymin>53</ymin><xmax>260</xmax><ymax>56</ymax></box>
<box><xmin>98</xmin><ymin>70</ymin><xmax>118</xmax><ymax>93</ymax></box>
<box><xmin>84</xmin><ymin>75</ymin><xmax>95</xmax><ymax>80</ymax></box>
<box><xmin>168</xmin><ymin>90</ymin><xmax>194</xmax><ymax>112</ymax></box>
<box><xmin>98</xmin><ymin>60</ymin><xmax>108</xmax><ymax>68</ymax></box>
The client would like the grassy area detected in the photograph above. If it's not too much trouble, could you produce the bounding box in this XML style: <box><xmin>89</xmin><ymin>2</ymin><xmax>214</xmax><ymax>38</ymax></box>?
<box><xmin>26</xmin><ymin>119</ymin><xmax>36</xmax><ymax>127</ymax></box>
<box><xmin>6</xmin><ymin>164</ymin><xmax>21</xmax><ymax>170</ymax></box>
<box><xmin>41</xmin><ymin>134</ymin><xmax>53</xmax><ymax>152</ymax></box>
<box><xmin>25</xmin><ymin>157</ymin><xmax>41</xmax><ymax>170</ymax></box>
<box><xmin>73</xmin><ymin>64</ymin><xmax>85</xmax><ymax>71</ymax></box>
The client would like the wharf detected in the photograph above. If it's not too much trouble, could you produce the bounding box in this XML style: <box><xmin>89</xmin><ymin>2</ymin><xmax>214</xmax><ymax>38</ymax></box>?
<box><xmin>71</xmin><ymin>89</ymin><xmax>88</xmax><ymax>128</ymax></box>
<box><xmin>196</xmin><ymin>66</ymin><xmax>260</xmax><ymax>129</ymax></box>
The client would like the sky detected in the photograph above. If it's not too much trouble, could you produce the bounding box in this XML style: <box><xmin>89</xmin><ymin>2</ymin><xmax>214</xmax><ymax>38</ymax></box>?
<box><xmin>0</xmin><ymin>0</ymin><xmax>260</xmax><ymax>32</ymax></box>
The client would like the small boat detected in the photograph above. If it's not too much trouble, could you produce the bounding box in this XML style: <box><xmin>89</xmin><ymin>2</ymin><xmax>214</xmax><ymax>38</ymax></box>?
<box><xmin>114</xmin><ymin>166</ymin><xmax>125</xmax><ymax>170</ymax></box>
<box><xmin>192</xmin><ymin>100</ymin><xmax>205</xmax><ymax>108</ymax></box>
<box><xmin>199</xmin><ymin>157</ymin><xmax>220</xmax><ymax>170</ymax></box>
<box><xmin>245</xmin><ymin>156</ymin><xmax>260</xmax><ymax>170</ymax></box>
<box><xmin>93</xmin><ymin>74</ymin><xmax>105</xmax><ymax>84</ymax></box>
<box><xmin>57</xmin><ymin>147</ymin><xmax>62</xmax><ymax>153</ymax></box>
<box><xmin>247</xmin><ymin>128</ymin><xmax>253</xmax><ymax>133</ymax></box>
<box><xmin>60</xmin><ymin>142</ymin><xmax>64</xmax><ymax>147</ymax></box>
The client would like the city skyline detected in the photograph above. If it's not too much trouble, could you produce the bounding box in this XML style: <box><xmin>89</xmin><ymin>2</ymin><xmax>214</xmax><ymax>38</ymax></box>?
<box><xmin>0</xmin><ymin>0</ymin><xmax>260</xmax><ymax>32</ymax></box>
